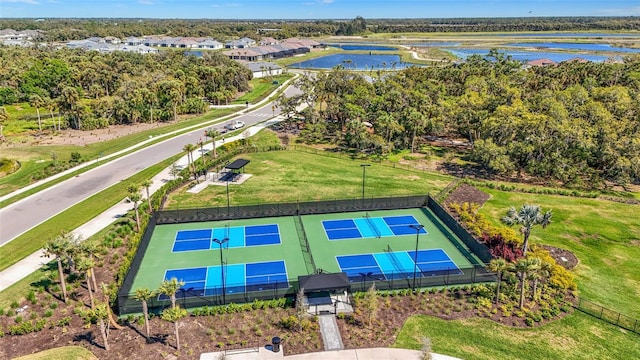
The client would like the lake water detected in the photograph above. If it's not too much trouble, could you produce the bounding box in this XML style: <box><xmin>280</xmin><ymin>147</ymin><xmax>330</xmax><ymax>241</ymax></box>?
<box><xmin>495</xmin><ymin>32</ymin><xmax>640</xmax><ymax>37</ymax></box>
<box><xmin>290</xmin><ymin>54</ymin><xmax>417</xmax><ymax>70</ymax></box>
<box><xmin>325</xmin><ymin>43</ymin><xmax>397</xmax><ymax>51</ymax></box>
<box><xmin>444</xmin><ymin>48</ymin><xmax>612</xmax><ymax>63</ymax></box>
<box><xmin>510</xmin><ymin>42</ymin><xmax>640</xmax><ymax>53</ymax></box>
<box><xmin>411</xmin><ymin>42</ymin><xmax>460</xmax><ymax>47</ymax></box>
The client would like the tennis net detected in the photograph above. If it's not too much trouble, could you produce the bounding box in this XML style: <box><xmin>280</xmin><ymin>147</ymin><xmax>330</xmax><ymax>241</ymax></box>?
<box><xmin>365</xmin><ymin>212</ymin><xmax>381</xmax><ymax>238</ymax></box>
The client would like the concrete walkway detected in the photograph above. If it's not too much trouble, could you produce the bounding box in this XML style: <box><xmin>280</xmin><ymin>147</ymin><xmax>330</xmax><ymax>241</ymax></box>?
<box><xmin>318</xmin><ymin>315</ymin><xmax>344</xmax><ymax>351</ymax></box>
<box><xmin>200</xmin><ymin>346</ymin><xmax>462</xmax><ymax>360</ymax></box>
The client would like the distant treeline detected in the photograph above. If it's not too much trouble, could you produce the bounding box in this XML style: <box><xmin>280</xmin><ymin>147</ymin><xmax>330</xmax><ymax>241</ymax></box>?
<box><xmin>1</xmin><ymin>17</ymin><xmax>639</xmax><ymax>41</ymax></box>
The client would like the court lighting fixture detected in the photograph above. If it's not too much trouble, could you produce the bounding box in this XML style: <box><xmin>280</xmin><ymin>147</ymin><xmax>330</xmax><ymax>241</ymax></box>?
<box><xmin>409</xmin><ymin>224</ymin><xmax>425</xmax><ymax>291</ymax></box>
<box><xmin>360</xmin><ymin>164</ymin><xmax>370</xmax><ymax>208</ymax></box>
<box><xmin>213</xmin><ymin>237</ymin><xmax>230</xmax><ymax>304</ymax></box>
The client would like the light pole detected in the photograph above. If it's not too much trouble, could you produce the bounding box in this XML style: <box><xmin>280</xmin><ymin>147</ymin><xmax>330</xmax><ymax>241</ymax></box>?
<box><xmin>213</xmin><ymin>238</ymin><xmax>229</xmax><ymax>304</ymax></box>
<box><xmin>360</xmin><ymin>164</ymin><xmax>370</xmax><ymax>208</ymax></box>
<box><xmin>409</xmin><ymin>224</ymin><xmax>424</xmax><ymax>291</ymax></box>
<box><xmin>226</xmin><ymin>178</ymin><xmax>230</xmax><ymax>216</ymax></box>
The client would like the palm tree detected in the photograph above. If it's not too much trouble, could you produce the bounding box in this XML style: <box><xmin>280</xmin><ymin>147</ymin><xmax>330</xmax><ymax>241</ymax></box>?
<box><xmin>128</xmin><ymin>191</ymin><xmax>142</xmax><ymax>233</ymax></box>
<box><xmin>512</xmin><ymin>258</ymin><xmax>540</xmax><ymax>309</ymax></box>
<box><xmin>205</xmin><ymin>129</ymin><xmax>219</xmax><ymax>159</ymax></box>
<box><xmin>502</xmin><ymin>205</ymin><xmax>552</xmax><ymax>255</ymax></box>
<box><xmin>92</xmin><ymin>302</ymin><xmax>110</xmax><ymax>351</ymax></box>
<box><xmin>488</xmin><ymin>258</ymin><xmax>509</xmax><ymax>305</ymax></box>
<box><xmin>141</xmin><ymin>179</ymin><xmax>153</xmax><ymax>213</ymax></box>
<box><xmin>182</xmin><ymin>143</ymin><xmax>197</xmax><ymax>180</ymax></box>
<box><xmin>527</xmin><ymin>258</ymin><xmax>543</xmax><ymax>300</ymax></box>
<box><xmin>76</xmin><ymin>255</ymin><xmax>96</xmax><ymax>309</ymax></box>
<box><xmin>159</xmin><ymin>278</ymin><xmax>184</xmax><ymax>309</ymax></box>
<box><xmin>42</xmin><ymin>232</ymin><xmax>73</xmax><ymax>303</ymax></box>
<box><xmin>29</xmin><ymin>94</ymin><xmax>44</xmax><ymax>134</ymax></box>
<box><xmin>133</xmin><ymin>288</ymin><xmax>156</xmax><ymax>340</ymax></box>
<box><xmin>161</xmin><ymin>305</ymin><xmax>188</xmax><ymax>351</ymax></box>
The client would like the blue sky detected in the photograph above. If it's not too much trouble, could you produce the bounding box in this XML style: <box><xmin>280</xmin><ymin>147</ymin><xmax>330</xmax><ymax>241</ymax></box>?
<box><xmin>1</xmin><ymin>0</ymin><xmax>639</xmax><ymax>19</ymax></box>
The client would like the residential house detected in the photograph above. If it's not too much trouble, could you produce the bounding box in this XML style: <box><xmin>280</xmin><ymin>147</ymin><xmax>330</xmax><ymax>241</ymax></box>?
<box><xmin>244</xmin><ymin>62</ymin><xmax>283</xmax><ymax>79</ymax></box>
<box><xmin>197</xmin><ymin>38</ymin><xmax>223</xmax><ymax>49</ymax></box>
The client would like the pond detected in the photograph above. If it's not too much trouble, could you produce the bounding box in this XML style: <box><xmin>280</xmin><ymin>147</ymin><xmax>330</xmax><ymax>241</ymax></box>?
<box><xmin>289</xmin><ymin>54</ymin><xmax>418</xmax><ymax>70</ymax></box>
<box><xmin>444</xmin><ymin>48</ymin><xmax>612</xmax><ymax>63</ymax></box>
<box><xmin>324</xmin><ymin>43</ymin><xmax>397</xmax><ymax>51</ymax></box>
<box><xmin>509</xmin><ymin>42</ymin><xmax>640</xmax><ymax>53</ymax></box>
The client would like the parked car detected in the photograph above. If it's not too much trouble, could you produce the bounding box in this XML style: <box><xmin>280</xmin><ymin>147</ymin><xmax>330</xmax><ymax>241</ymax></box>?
<box><xmin>225</xmin><ymin>120</ymin><xmax>245</xmax><ymax>130</ymax></box>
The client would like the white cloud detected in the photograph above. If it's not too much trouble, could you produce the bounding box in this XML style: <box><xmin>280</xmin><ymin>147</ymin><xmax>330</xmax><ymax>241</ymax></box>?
<box><xmin>138</xmin><ymin>0</ymin><xmax>154</xmax><ymax>4</ymax></box>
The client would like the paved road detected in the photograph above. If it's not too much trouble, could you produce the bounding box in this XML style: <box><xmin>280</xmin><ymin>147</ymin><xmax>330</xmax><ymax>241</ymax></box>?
<box><xmin>0</xmin><ymin>85</ymin><xmax>299</xmax><ymax>246</ymax></box>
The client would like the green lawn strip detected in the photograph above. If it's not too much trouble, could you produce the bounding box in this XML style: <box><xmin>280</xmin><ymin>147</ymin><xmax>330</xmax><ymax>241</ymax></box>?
<box><xmin>0</xmin><ymin>265</ymin><xmax>54</xmax><ymax>310</ymax></box>
<box><xmin>12</xmin><ymin>346</ymin><xmax>98</xmax><ymax>360</ymax></box>
<box><xmin>477</xmin><ymin>189</ymin><xmax>640</xmax><ymax>317</ymax></box>
<box><xmin>165</xmin><ymin>148</ymin><xmax>453</xmax><ymax>209</ymax></box>
<box><xmin>232</xmin><ymin>74</ymin><xmax>294</xmax><ymax>104</ymax></box>
<box><xmin>0</xmin><ymin>107</ymin><xmax>240</xmax><ymax>197</ymax></box>
<box><xmin>0</xmin><ymin>155</ymin><xmax>181</xmax><ymax>271</ymax></box>
<box><xmin>394</xmin><ymin>313</ymin><xmax>640</xmax><ymax>360</ymax></box>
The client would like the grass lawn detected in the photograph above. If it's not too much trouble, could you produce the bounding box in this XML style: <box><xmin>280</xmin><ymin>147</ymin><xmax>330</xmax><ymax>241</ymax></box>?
<box><xmin>477</xmin><ymin>189</ymin><xmax>640</xmax><ymax>318</ymax></box>
<box><xmin>232</xmin><ymin>74</ymin><xmax>293</xmax><ymax>104</ymax></box>
<box><xmin>165</xmin><ymin>146</ymin><xmax>453</xmax><ymax>208</ymax></box>
<box><xmin>12</xmin><ymin>346</ymin><xmax>97</xmax><ymax>360</ymax></box>
<box><xmin>394</xmin><ymin>313</ymin><xmax>640</xmax><ymax>360</ymax></box>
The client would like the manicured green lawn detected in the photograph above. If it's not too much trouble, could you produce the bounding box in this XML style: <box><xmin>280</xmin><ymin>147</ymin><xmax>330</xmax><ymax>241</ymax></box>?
<box><xmin>12</xmin><ymin>346</ymin><xmax>97</xmax><ymax>360</ymax></box>
<box><xmin>477</xmin><ymin>189</ymin><xmax>640</xmax><ymax>318</ymax></box>
<box><xmin>233</xmin><ymin>74</ymin><xmax>293</xmax><ymax>104</ymax></box>
<box><xmin>394</xmin><ymin>313</ymin><xmax>640</xmax><ymax>360</ymax></box>
<box><xmin>165</xmin><ymin>147</ymin><xmax>453</xmax><ymax>208</ymax></box>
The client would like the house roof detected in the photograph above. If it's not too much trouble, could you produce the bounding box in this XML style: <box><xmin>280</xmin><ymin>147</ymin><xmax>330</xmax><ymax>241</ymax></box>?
<box><xmin>245</xmin><ymin>62</ymin><xmax>282</xmax><ymax>72</ymax></box>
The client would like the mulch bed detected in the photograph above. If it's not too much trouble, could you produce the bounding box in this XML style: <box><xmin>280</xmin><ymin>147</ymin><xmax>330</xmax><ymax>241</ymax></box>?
<box><xmin>444</xmin><ymin>183</ymin><xmax>491</xmax><ymax>208</ymax></box>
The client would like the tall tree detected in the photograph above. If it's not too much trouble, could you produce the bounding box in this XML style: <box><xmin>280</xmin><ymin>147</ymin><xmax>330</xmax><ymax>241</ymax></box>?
<box><xmin>159</xmin><ymin>277</ymin><xmax>184</xmax><ymax>309</ymax></box>
<box><xmin>76</xmin><ymin>255</ymin><xmax>96</xmax><ymax>309</ymax></box>
<box><xmin>512</xmin><ymin>258</ymin><xmax>540</xmax><ymax>309</ymax></box>
<box><xmin>205</xmin><ymin>128</ymin><xmax>219</xmax><ymax>159</ymax></box>
<box><xmin>29</xmin><ymin>94</ymin><xmax>44</xmax><ymax>134</ymax></box>
<box><xmin>488</xmin><ymin>258</ymin><xmax>509</xmax><ymax>305</ymax></box>
<box><xmin>133</xmin><ymin>288</ymin><xmax>156</xmax><ymax>340</ymax></box>
<box><xmin>161</xmin><ymin>305</ymin><xmax>188</xmax><ymax>351</ymax></box>
<box><xmin>42</xmin><ymin>232</ymin><xmax>73</xmax><ymax>303</ymax></box>
<box><xmin>92</xmin><ymin>302</ymin><xmax>110</xmax><ymax>351</ymax></box>
<box><xmin>127</xmin><ymin>184</ymin><xmax>142</xmax><ymax>232</ymax></box>
<box><xmin>182</xmin><ymin>143</ymin><xmax>197</xmax><ymax>180</ymax></box>
<box><xmin>141</xmin><ymin>179</ymin><xmax>153</xmax><ymax>213</ymax></box>
<box><xmin>502</xmin><ymin>205</ymin><xmax>552</xmax><ymax>255</ymax></box>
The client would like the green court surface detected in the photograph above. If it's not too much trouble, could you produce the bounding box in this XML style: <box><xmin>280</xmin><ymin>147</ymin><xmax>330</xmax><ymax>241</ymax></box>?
<box><xmin>128</xmin><ymin>207</ymin><xmax>481</xmax><ymax>296</ymax></box>
<box><xmin>130</xmin><ymin>216</ymin><xmax>307</xmax><ymax>292</ymax></box>
<box><xmin>301</xmin><ymin>208</ymin><xmax>481</xmax><ymax>274</ymax></box>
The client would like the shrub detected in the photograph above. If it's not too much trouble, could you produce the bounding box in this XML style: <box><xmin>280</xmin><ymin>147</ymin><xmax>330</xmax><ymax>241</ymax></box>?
<box><xmin>44</xmin><ymin>310</ymin><xmax>54</xmax><ymax>318</ymax></box>
<box><xmin>49</xmin><ymin>302</ymin><xmax>58</xmax><ymax>310</ymax></box>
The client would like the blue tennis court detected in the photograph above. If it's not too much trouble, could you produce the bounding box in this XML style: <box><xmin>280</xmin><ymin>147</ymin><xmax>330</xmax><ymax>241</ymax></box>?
<box><xmin>172</xmin><ymin>224</ymin><xmax>281</xmax><ymax>252</ymax></box>
<box><xmin>322</xmin><ymin>215</ymin><xmax>427</xmax><ymax>241</ymax></box>
<box><xmin>336</xmin><ymin>248</ymin><xmax>461</xmax><ymax>282</ymax></box>
<box><xmin>163</xmin><ymin>260</ymin><xmax>289</xmax><ymax>298</ymax></box>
